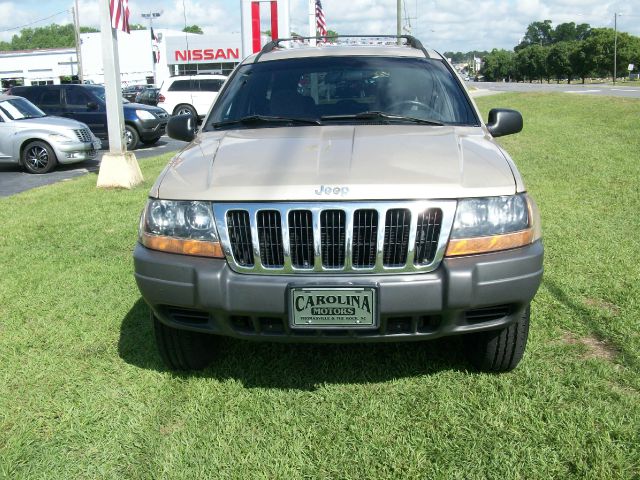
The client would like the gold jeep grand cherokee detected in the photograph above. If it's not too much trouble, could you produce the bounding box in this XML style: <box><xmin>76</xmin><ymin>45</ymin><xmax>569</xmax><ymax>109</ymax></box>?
<box><xmin>134</xmin><ymin>35</ymin><xmax>543</xmax><ymax>372</ymax></box>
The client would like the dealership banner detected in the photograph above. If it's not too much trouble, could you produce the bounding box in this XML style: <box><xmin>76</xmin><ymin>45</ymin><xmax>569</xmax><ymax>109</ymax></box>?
<box><xmin>165</xmin><ymin>34</ymin><xmax>242</xmax><ymax>65</ymax></box>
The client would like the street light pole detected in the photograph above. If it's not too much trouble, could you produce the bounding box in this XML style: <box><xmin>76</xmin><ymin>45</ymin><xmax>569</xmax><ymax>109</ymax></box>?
<box><xmin>614</xmin><ymin>12</ymin><xmax>618</xmax><ymax>84</ymax></box>
<box><xmin>141</xmin><ymin>11</ymin><xmax>162</xmax><ymax>85</ymax></box>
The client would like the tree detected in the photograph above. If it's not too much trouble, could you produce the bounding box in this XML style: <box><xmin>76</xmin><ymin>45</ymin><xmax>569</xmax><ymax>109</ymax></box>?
<box><xmin>7</xmin><ymin>24</ymin><xmax>98</xmax><ymax>51</ymax></box>
<box><xmin>568</xmin><ymin>41</ymin><xmax>591</xmax><ymax>84</ymax></box>
<box><xmin>547</xmin><ymin>42</ymin><xmax>572</xmax><ymax>83</ymax></box>
<box><xmin>182</xmin><ymin>25</ymin><xmax>204</xmax><ymax>34</ymax></box>
<box><xmin>129</xmin><ymin>24</ymin><xmax>147</xmax><ymax>30</ymax></box>
<box><xmin>481</xmin><ymin>49</ymin><xmax>514</xmax><ymax>81</ymax></box>
<box><xmin>516</xmin><ymin>20</ymin><xmax>553</xmax><ymax>50</ymax></box>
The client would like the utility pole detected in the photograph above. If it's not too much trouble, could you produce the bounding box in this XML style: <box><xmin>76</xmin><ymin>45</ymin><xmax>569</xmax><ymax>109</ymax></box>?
<box><xmin>72</xmin><ymin>0</ymin><xmax>83</xmax><ymax>82</ymax></box>
<box><xmin>613</xmin><ymin>12</ymin><xmax>618</xmax><ymax>84</ymax></box>
<box><xmin>141</xmin><ymin>11</ymin><xmax>162</xmax><ymax>85</ymax></box>
<box><xmin>397</xmin><ymin>0</ymin><xmax>402</xmax><ymax>44</ymax></box>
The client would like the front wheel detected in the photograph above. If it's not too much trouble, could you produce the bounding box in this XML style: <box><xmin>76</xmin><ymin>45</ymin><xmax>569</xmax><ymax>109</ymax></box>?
<box><xmin>22</xmin><ymin>140</ymin><xmax>58</xmax><ymax>174</ymax></box>
<box><xmin>173</xmin><ymin>104</ymin><xmax>197</xmax><ymax>118</ymax></box>
<box><xmin>152</xmin><ymin>313</ymin><xmax>217</xmax><ymax>370</ymax></box>
<box><xmin>464</xmin><ymin>304</ymin><xmax>530</xmax><ymax>372</ymax></box>
<box><xmin>124</xmin><ymin>125</ymin><xmax>140</xmax><ymax>150</ymax></box>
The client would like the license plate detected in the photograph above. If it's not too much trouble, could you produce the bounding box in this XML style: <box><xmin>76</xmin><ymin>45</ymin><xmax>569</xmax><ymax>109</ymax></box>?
<box><xmin>289</xmin><ymin>286</ymin><xmax>377</xmax><ymax>328</ymax></box>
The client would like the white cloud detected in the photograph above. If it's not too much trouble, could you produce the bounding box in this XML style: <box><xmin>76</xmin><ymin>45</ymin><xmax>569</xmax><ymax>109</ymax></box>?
<box><xmin>1</xmin><ymin>0</ymin><xmax>638</xmax><ymax>52</ymax></box>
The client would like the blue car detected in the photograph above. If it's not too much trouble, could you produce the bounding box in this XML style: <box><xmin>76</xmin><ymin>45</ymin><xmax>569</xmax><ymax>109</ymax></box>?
<box><xmin>9</xmin><ymin>84</ymin><xmax>169</xmax><ymax>150</ymax></box>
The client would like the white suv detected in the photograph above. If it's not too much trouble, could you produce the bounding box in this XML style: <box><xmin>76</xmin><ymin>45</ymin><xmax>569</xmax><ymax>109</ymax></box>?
<box><xmin>158</xmin><ymin>74</ymin><xmax>227</xmax><ymax>118</ymax></box>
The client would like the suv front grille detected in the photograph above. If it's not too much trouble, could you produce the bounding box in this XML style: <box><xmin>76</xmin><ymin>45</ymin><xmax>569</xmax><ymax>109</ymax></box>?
<box><xmin>74</xmin><ymin>128</ymin><xmax>92</xmax><ymax>143</ymax></box>
<box><xmin>214</xmin><ymin>201</ymin><xmax>456</xmax><ymax>275</ymax></box>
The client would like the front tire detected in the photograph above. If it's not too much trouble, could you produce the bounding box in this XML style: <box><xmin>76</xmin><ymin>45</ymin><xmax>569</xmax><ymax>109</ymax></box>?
<box><xmin>173</xmin><ymin>104</ymin><xmax>197</xmax><ymax>118</ymax></box>
<box><xmin>465</xmin><ymin>304</ymin><xmax>530</xmax><ymax>372</ymax></box>
<box><xmin>152</xmin><ymin>313</ymin><xmax>217</xmax><ymax>370</ymax></box>
<box><xmin>141</xmin><ymin>137</ymin><xmax>161</xmax><ymax>146</ymax></box>
<box><xmin>124</xmin><ymin>125</ymin><xmax>140</xmax><ymax>150</ymax></box>
<box><xmin>22</xmin><ymin>140</ymin><xmax>57</xmax><ymax>174</ymax></box>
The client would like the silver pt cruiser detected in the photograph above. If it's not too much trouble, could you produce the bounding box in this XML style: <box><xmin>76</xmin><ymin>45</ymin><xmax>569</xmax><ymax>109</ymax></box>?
<box><xmin>0</xmin><ymin>94</ymin><xmax>101</xmax><ymax>173</ymax></box>
<box><xmin>134</xmin><ymin>35</ymin><xmax>543</xmax><ymax>372</ymax></box>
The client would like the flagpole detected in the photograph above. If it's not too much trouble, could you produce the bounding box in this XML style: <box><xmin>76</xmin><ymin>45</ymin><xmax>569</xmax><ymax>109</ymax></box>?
<box><xmin>308</xmin><ymin>0</ymin><xmax>316</xmax><ymax>46</ymax></box>
<box><xmin>97</xmin><ymin>0</ymin><xmax>143</xmax><ymax>189</ymax></box>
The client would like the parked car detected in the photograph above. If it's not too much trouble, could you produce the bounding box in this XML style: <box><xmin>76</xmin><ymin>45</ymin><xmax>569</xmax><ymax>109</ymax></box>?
<box><xmin>135</xmin><ymin>35</ymin><xmax>542</xmax><ymax>372</ymax></box>
<box><xmin>135</xmin><ymin>87</ymin><xmax>160</xmax><ymax>107</ymax></box>
<box><xmin>9</xmin><ymin>84</ymin><xmax>169</xmax><ymax>150</ymax></box>
<box><xmin>157</xmin><ymin>74</ymin><xmax>226</xmax><ymax>118</ymax></box>
<box><xmin>0</xmin><ymin>94</ymin><xmax>101</xmax><ymax>173</ymax></box>
<box><xmin>123</xmin><ymin>84</ymin><xmax>150</xmax><ymax>102</ymax></box>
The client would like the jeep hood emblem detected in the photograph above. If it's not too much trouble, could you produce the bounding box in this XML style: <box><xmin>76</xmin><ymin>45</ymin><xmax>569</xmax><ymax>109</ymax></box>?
<box><xmin>315</xmin><ymin>185</ymin><xmax>350</xmax><ymax>196</ymax></box>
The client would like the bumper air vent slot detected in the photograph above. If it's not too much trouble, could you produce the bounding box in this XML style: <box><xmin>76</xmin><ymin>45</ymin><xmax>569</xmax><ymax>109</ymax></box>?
<box><xmin>465</xmin><ymin>305</ymin><xmax>511</xmax><ymax>324</ymax></box>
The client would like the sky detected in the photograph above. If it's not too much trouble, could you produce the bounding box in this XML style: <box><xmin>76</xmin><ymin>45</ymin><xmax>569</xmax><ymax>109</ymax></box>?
<box><xmin>1</xmin><ymin>0</ymin><xmax>639</xmax><ymax>53</ymax></box>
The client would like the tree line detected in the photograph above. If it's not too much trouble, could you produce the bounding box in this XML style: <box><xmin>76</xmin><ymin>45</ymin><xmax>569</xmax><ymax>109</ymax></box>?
<box><xmin>481</xmin><ymin>20</ymin><xmax>640</xmax><ymax>83</ymax></box>
<box><xmin>0</xmin><ymin>23</ymin><xmax>206</xmax><ymax>52</ymax></box>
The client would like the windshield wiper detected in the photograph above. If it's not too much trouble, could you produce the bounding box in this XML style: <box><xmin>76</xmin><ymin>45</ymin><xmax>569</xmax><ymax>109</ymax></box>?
<box><xmin>321</xmin><ymin>111</ymin><xmax>444</xmax><ymax>126</ymax></box>
<box><xmin>213</xmin><ymin>115</ymin><xmax>321</xmax><ymax>129</ymax></box>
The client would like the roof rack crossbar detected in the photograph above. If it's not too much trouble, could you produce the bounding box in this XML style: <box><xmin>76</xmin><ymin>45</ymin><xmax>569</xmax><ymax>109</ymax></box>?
<box><xmin>254</xmin><ymin>34</ymin><xmax>430</xmax><ymax>62</ymax></box>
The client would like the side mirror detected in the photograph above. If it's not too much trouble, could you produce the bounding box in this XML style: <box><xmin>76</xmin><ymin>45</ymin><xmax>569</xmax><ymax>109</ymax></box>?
<box><xmin>486</xmin><ymin>108</ymin><xmax>523</xmax><ymax>137</ymax></box>
<box><xmin>87</xmin><ymin>101</ymin><xmax>99</xmax><ymax>111</ymax></box>
<box><xmin>167</xmin><ymin>114</ymin><xmax>196</xmax><ymax>142</ymax></box>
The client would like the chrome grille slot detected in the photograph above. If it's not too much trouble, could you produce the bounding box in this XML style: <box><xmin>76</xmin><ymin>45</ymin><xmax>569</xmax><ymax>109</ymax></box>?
<box><xmin>289</xmin><ymin>210</ymin><xmax>314</xmax><ymax>269</ymax></box>
<box><xmin>214</xmin><ymin>201</ymin><xmax>456</xmax><ymax>275</ymax></box>
<box><xmin>383</xmin><ymin>208</ymin><xmax>411</xmax><ymax>267</ymax></box>
<box><xmin>320</xmin><ymin>210</ymin><xmax>346</xmax><ymax>268</ymax></box>
<box><xmin>74</xmin><ymin>128</ymin><xmax>92</xmax><ymax>143</ymax></box>
<box><xmin>257</xmin><ymin>210</ymin><xmax>284</xmax><ymax>268</ymax></box>
<box><xmin>352</xmin><ymin>209</ymin><xmax>378</xmax><ymax>268</ymax></box>
<box><xmin>414</xmin><ymin>208</ymin><xmax>443</xmax><ymax>265</ymax></box>
<box><xmin>227</xmin><ymin>210</ymin><xmax>254</xmax><ymax>266</ymax></box>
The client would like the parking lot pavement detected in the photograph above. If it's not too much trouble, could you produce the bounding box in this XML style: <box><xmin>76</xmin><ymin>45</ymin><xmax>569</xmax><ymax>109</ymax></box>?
<box><xmin>0</xmin><ymin>136</ymin><xmax>184</xmax><ymax>198</ymax></box>
<box><xmin>471</xmin><ymin>81</ymin><xmax>640</xmax><ymax>98</ymax></box>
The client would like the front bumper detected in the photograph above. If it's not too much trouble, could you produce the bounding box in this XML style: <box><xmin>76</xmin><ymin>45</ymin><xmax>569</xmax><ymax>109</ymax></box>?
<box><xmin>134</xmin><ymin>241</ymin><xmax>543</xmax><ymax>343</ymax></box>
<box><xmin>51</xmin><ymin>139</ymin><xmax>101</xmax><ymax>164</ymax></box>
<box><xmin>135</xmin><ymin>118</ymin><xmax>168</xmax><ymax>140</ymax></box>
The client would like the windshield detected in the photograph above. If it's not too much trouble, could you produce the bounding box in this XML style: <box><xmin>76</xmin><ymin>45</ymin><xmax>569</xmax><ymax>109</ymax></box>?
<box><xmin>206</xmin><ymin>56</ymin><xmax>478</xmax><ymax>129</ymax></box>
<box><xmin>0</xmin><ymin>98</ymin><xmax>46</xmax><ymax>120</ymax></box>
<box><xmin>86</xmin><ymin>86</ymin><xmax>129</xmax><ymax>103</ymax></box>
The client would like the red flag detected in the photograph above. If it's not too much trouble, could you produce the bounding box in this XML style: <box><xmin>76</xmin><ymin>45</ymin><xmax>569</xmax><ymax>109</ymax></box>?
<box><xmin>315</xmin><ymin>0</ymin><xmax>327</xmax><ymax>38</ymax></box>
<box><xmin>110</xmin><ymin>0</ymin><xmax>130</xmax><ymax>33</ymax></box>
<box><xmin>151</xmin><ymin>27</ymin><xmax>160</xmax><ymax>63</ymax></box>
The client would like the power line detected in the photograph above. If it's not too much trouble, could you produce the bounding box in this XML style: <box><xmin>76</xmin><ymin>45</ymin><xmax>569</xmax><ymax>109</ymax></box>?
<box><xmin>0</xmin><ymin>9</ymin><xmax>71</xmax><ymax>33</ymax></box>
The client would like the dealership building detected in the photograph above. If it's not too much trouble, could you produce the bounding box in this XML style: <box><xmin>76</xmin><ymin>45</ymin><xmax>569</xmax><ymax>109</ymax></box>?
<box><xmin>0</xmin><ymin>29</ymin><xmax>243</xmax><ymax>89</ymax></box>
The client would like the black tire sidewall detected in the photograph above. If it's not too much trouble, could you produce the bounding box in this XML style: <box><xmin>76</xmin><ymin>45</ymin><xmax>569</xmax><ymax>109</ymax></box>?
<box><xmin>125</xmin><ymin>125</ymin><xmax>140</xmax><ymax>150</ymax></box>
<box><xmin>22</xmin><ymin>140</ymin><xmax>58</xmax><ymax>174</ymax></box>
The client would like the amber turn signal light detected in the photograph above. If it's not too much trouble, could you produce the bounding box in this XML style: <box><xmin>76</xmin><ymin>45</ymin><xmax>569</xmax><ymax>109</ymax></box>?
<box><xmin>141</xmin><ymin>233</ymin><xmax>224</xmax><ymax>258</ymax></box>
<box><xmin>445</xmin><ymin>229</ymin><xmax>534</xmax><ymax>257</ymax></box>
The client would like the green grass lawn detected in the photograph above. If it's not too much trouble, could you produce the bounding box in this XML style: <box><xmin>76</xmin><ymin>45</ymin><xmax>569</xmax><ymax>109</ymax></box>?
<box><xmin>1</xmin><ymin>93</ymin><xmax>639</xmax><ymax>479</ymax></box>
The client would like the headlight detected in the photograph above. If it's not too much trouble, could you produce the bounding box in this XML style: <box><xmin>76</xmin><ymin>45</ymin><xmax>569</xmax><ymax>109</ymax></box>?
<box><xmin>139</xmin><ymin>199</ymin><xmax>224</xmax><ymax>258</ymax></box>
<box><xmin>136</xmin><ymin>109</ymin><xmax>156</xmax><ymax>120</ymax></box>
<box><xmin>49</xmin><ymin>133</ymin><xmax>75</xmax><ymax>143</ymax></box>
<box><xmin>446</xmin><ymin>193</ymin><xmax>541</xmax><ymax>256</ymax></box>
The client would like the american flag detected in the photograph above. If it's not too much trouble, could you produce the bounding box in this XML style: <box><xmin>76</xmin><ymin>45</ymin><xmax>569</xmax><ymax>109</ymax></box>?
<box><xmin>315</xmin><ymin>0</ymin><xmax>327</xmax><ymax>38</ymax></box>
<box><xmin>110</xmin><ymin>0</ymin><xmax>130</xmax><ymax>34</ymax></box>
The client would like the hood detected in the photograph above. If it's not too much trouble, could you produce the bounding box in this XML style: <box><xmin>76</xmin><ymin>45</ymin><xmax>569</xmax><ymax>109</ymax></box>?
<box><xmin>125</xmin><ymin>102</ymin><xmax>166</xmax><ymax>114</ymax></box>
<box><xmin>156</xmin><ymin>125</ymin><xmax>517</xmax><ymax>201</ymax></box>
<box><xmin>16</xmin><ymin>115</ymin><xmax>89</xmax><ymax>131</ymax></box>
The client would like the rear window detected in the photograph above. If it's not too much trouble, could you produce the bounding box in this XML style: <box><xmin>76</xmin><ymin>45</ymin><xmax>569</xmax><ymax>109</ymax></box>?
<box><xmin>168</xmin><ymin>80</ymin><xmax>192</xmax><ymax>92</ymax></box>
<box><xmin>199</xmin><ymin>79</ymin><xmax>224</xmax><ymax>92</ymax></box>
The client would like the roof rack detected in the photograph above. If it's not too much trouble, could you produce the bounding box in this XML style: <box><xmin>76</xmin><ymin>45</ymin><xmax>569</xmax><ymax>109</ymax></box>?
<box><xmin>254</xmin><ymin>35</ymin><xmax>430</xmax><ymax>62</ymax></box>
